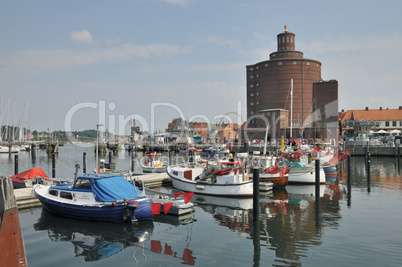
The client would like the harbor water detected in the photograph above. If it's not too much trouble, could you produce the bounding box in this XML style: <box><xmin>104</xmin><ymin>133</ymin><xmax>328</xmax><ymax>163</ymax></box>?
<box><xmin>2</xmin><ymin>143</ymin><xmax>402</xmax><ymax>266</ymax></box>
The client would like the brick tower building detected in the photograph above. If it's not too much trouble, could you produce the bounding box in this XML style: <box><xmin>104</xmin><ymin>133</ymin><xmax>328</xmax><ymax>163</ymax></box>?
<box><xmin>246</xmin><ymin>26</ymin><xmax>323</xmax><ymax>140</ymax></box>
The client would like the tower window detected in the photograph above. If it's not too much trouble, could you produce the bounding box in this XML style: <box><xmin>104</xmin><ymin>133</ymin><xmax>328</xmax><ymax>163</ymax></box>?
<box><xmin>250</xmin><ymin>93</ymin><xmax>254</xmax><ymax>97</ymax></box>
<box><xmin>306</xmin><ymin>62</ymin><xmax>311</xmax><ymax>66</ymax></box>
<box><xmin>250</xmin><ymin>84</ymin><xmax>254</xmax><ymax>88</ymax></box>
<box><xmin>249</xmin><ymin>67</ymin><xmax>254</xmax><ymax>71</ymax></box>
<box><xmin>291</xmin><ymin>37</ymin><xmax>293</xmax><ymax>43</ymax></box>
<box><xmin>250</xmin><ymin>102</ymin><xmax>254</xmax><ymax>106</ymax></box>
<box><xmin>265</xmin><ymin>63</ymin><xmax>269</xmax><ymax>67</ymax></box>
<box><xmin>287</xmin><ymin>36</ymin><xmax>289</xmax><ymax>42</ymax></box>
<box><xmin>250</xmin><ymin>75</ymin><xmax>254</xmax><ymax>78</ymax></box>
<box><xmin>293</xmin><ymin>61</ymin><xmax>297</xmax><ymax>65</ymax></box>
<box><xmin>278</xmin><ymin>62</ymin><xmax>283</xmax><ymax>66</ymax></box>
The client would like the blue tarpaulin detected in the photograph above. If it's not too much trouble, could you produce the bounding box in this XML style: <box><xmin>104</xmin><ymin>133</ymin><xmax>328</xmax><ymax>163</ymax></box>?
<box><xmin>89</xmin><ymin>175</ymin><xmax>144</xmax><ymax>202</ymax></box>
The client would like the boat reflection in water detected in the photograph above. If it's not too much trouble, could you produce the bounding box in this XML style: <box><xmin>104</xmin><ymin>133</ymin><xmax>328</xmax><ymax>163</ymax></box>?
<box><xmin>196</xmin><ymin>182</ymin><xmax>342</xmax><ymax>265</ymax></box>
<box><xmin>34</xmin><ymin>209</ymin><xmax>154</xmax><ymax>261</ymax></box>
<box><xmin>34</xmin><ymin>209</ymin><xmax>197</xmax><ymax>264</ymax></box>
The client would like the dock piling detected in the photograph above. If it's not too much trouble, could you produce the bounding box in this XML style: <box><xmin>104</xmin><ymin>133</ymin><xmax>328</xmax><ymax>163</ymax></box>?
<box><xmin>253</xmin><ymin>168</ymin><xmax>260</xmax><ymax>222</ymax></box>
<box><xmin>347</xmin><ymin>154</ymin><xmax>351</xmax><ymax>206</ymax></box>
<box><xmin>52</xmin><ymin>153</ymin><xmax>56</xmax><ymax>178</ymax></box>
<box><xmin>315</xmin><ymin>159</ymin><xmax>320</xmax><ymax>203</ymax></box>
<box><xmin>367</xmin><ymin>151</ymin><xmax>371</xmax><ymax>192</ymax></box>
<box><xmin>83</xmin><ymin>152</ymin><xmax>87</xmax><ymax>174</ymax></box>
<box><xmin>14</xmin><ymin>154</ymin><xmax>18</xmax><ymax>175</ymax></box>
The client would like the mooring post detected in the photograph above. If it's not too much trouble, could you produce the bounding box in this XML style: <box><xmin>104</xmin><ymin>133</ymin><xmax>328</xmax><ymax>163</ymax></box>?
<box><xmin>31</xmin><ymin>144</ymin><xmax>36</xmax><ymax>158</ymax></box>
<box><xmin>52</xmin><ymin>152</ymin><xmax>56</xmax><ymax>178</ymax></box>
<box><xmin>14</xmin><ymin>154</ymin><xmax>18</xmax><ymax>175</ymax></box>
<box><xmin>109</xmin><ymin>151</ymin><xmax>112</xmax><ymax>164</ymax></box>
<box><xmin>398</xmin><ymin>146</ymin><xmax>400</xmax><ymax>173</ymax></box>
<box><xmin>252</xmin><ymin>220</ymin><xmax>261</xmax><ymax>266</ymax></box>
<box><xmin>367</xmin><ymin>151</ymin><xmax>371</xmax><ymax>192</ymax></box>
<box><xmin>253</xmin><ymin>168</ymin><xmax>260</xmax><ymax>222</ymax></box>
<box><xmin>347</xmin><ymin>154</ymin><xmax>351</xmax><ymax>206</ymax></box>
<box><xmin>315</xmin><ymin>159</ymin><xmax>320</xmax><ymax>202</ymax></box>
<box><xmin>131</xmin><ymin>149</ymin><xmax>135</xmax><ymax>172</ymax></box>
<box><xmin>83</xmin><ymin>152</ymin><xmax>87</xmax><ymax>174</ymax></box>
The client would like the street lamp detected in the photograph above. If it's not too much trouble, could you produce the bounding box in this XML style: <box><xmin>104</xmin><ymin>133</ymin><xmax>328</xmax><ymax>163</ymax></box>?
<box><xmin>96</xmin><ymin>124</ymin><xmax>104</xmax><ymax>173</ymax></box>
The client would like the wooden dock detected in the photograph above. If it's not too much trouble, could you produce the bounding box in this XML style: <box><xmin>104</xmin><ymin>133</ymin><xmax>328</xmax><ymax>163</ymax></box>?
<box><xmin>14</xmin><ymin>173</ymin><xmax>171</xmax><ymax>210</ymax></box>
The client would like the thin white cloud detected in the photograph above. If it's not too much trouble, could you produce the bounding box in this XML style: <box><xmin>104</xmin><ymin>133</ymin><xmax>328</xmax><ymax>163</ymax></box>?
<box><xmin>1</xmin><ymin>43</ymin><xmax>191</xmax><ymax>69</ymax></box>
<box><xmin>204</xmin><ymin>36</ymin><xmax>240</xmax><ymax>50</ymax></box>
<box><xmin>159</xmin><ymin>0</ymin><xmax>188</xmax><ymax>6</ymax></box>
<box><xmin>70</xmin><ymin>30</ymin><xmax>94</xmax><ymax>44</ymax></box>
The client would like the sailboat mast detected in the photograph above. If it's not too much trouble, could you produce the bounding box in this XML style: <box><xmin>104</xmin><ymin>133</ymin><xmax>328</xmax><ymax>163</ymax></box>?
<box><xmin>290</xmin><ymin>79</ymin><xmax>293</xmax><ymax>149</ymax></box>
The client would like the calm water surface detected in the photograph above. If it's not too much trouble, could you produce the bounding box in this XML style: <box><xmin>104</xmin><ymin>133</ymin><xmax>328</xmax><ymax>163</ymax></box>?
<box><xmin>2</xmin><ymin>144</ymin><xmax>402</xmax><ymax>266</ymax></box>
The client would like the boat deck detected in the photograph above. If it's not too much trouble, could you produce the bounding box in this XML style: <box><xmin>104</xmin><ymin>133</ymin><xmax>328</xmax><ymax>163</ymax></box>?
<box><xmin>14</xmin><ymin>173</ymin><xmax>171</xmax><ymax>210</ymax></box>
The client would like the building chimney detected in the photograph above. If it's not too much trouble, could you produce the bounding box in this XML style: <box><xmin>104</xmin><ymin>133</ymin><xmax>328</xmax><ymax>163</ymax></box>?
<box><xmin>380</xmin><ymin>107</ymin><xmax>382</xmax><ymax>110</ymax></box>
<box><xmin>341</xmin><ymin>109</ymin><xmax>345</xmax><ymax>112</ymax></box>
<box><xmin>399</xmin><ymin>106</ymin><xmax>402</xmax><ymax>110</ymax></box>
<box><xmin>365</xmin><ymin>107</ymin><xmax>369</xmax><ymax>111</ymax></box>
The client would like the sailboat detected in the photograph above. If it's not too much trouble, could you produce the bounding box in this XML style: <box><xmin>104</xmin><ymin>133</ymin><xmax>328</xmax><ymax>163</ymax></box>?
<box><xmin>285</xmin><ymin>79</ymin><xmax>326</xmax><ymax>184</ymax></box>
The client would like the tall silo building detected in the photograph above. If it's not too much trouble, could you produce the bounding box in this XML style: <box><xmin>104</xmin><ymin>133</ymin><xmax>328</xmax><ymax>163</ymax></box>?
<box><xmin>246</xmin><ymin>26</ymin><xmax>323</xmax><ymax>140</ymax></box>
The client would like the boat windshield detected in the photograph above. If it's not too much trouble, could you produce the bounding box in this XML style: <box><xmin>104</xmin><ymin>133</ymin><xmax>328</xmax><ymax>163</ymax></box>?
<box><xmin>74</xmin><ymin>178</ymin><xmax>91</xmax><ymax>189</ymax></box>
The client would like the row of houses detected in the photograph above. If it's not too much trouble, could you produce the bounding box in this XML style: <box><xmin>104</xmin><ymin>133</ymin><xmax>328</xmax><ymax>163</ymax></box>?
<box><xmin>166</xmin><ymin>118</ymin><xmax>239</xmax><ymax>143</ymax></box>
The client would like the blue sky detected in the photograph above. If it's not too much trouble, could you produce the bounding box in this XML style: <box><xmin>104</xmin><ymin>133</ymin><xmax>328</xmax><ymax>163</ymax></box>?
<box><xmin>1</xmin><ymin>0</ymin><xmax>401</xmax><ymax>134</ymax></box>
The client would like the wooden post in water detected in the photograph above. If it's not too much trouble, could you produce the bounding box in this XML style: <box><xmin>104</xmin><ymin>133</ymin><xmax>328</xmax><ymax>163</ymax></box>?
<box><xmin>398</xmin><ymin>146</ymin><xmax>400</xmax><ymax>173</ymax></box>
<box><xmin>347</xmin><ymin>154</ymin><xmax>351</xmax><ymax>206</ymax></box>
<box><xmin>315</xmin><ymin>159</ymin><xmax>320</xmax><ymax>203</ymax></box>
<box><xmin>252</xmin><ymin>220</ymin><xmax>261</xmax><ymax>266</ymax></box>
<box><xmin>31</xmin><ymin>144</ymin><xmax>36</xmax><ymax>159</ymax></box>
<box><xmin>367</xmin><ymin>151</ymin><xmax>371</xmax><ymax>192</ymax></box>
<box><xmin>83</xmin><ymin>152</ymin><xmax>87</xmax><ymax>174</ymax></box>
<box><xmin>131</xmin><ymin>149</ymin><xmax>135</xmax><ymax>172</ymax></box>
<box><xmin>52</xmin><ymin>152</ymin><xmax>56</xmax><ymax>178</ymax></box>
<box><xmin>253</xmin><ymin>168</ymin><xmax>260</xmax><ymax>222</ymax></box>
<box><xmin>14</xmin><ymin>154</ymin><xmax>18</xmax><ymax>175</ymax></box>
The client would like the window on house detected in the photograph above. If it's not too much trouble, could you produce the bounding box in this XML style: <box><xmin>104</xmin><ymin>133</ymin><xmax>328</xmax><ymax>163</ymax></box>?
<box><xmin>306</xmin><ymin>62</ymin><xmax>311</xmax><ymax>66</ymax></box>
<box><xmin>250</xmin><ymin>102</ymin><xmax>254</xmax><ymax>106</ymax></box>
<box><xmin>393</xmin><ymin>121</ymin><xmax>397</xmax><ymax>126</ymax></box>
<box><xmin>278</xmin><ymin>62</ymin><xmax>283</xmax><ymax>66</ymax></box>
<box><xmin>265</xmin><ymin>63</ymin><xmax>269</xmax><ymax>67</ymax></box>
<box><xmin>250</xmin><ymin>84</ymin><xmax>254</xmax><ymax>88</ymax></box>
<box><xmin>293</xmin><ymin>61</ymin><xmax>297</xmax><ymax>65</ymax></box>
<box><xmin>385</xmin><ymin>121</ymin><xmax>389</xmax><ymax>127</ymax></box>
<box><xmin>250</xmin><ymin>67</ymin><xmax>254</xmax><ymax>71</ymax></box>
<box><xmin>250</xmin><ymin>93</ymin><xmax>254</xmax><ymax>97</ymax></box>
<box><xmin>250</xmin><ymin>75</ymin><xmax>254</xmax><ymax>79</ymax></box>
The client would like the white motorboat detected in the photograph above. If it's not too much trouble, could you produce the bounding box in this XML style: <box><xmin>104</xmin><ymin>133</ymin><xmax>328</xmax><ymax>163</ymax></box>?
<box><xmin>166</xmin><ymin>161</ymin><xmax>254</xmax><ymax>197</ymax></box>
<box><xmin>287</xmin><ymin>162</ymin><xmax>326</xmax><ymax>184</ymax></box>
<box><xmin>140</xmin><ymin>153</ymin><xmax>168</xmax><ymax>173</ymax></box>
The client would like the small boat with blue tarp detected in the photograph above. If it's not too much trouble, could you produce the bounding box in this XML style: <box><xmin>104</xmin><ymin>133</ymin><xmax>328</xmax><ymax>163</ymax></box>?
<box><xmin>33</xmin><ymin>174</ymin><xmax>153</xmax><ymax>222</ymax></box>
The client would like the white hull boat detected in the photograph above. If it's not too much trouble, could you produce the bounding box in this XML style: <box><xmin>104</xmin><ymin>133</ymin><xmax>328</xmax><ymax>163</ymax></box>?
<box><xmin>167</xmin><ymin>165</ymin><xmax>254</xmax><ymax>197</ymax></box>
<box><xmin>288</xmin><ymin>165</ymin><xmax>326</xmax><ymax>184</ymax></box>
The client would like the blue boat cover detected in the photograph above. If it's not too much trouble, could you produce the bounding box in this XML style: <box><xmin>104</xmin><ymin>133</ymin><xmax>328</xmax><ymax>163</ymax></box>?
<box><xmin>90</xmin><ymin>176</ymin><xmax>144</xmax><ymax>202</ymax></box>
